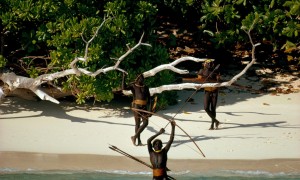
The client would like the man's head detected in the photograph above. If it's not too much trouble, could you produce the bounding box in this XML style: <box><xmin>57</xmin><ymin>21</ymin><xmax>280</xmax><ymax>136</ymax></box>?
<box><xmin>135</xmin><ymin>74</ymin><xmax>144</xmax><ymax>85</ymax></box>
<box><xmin>203</xmin><ymin>59</ymin><xmax>214</xmax><ymax>70</ymax></box>
<box><xmin>152</xmin><ymin>139</ymin><xmax>163</xmax><ymax>151</ymax></box>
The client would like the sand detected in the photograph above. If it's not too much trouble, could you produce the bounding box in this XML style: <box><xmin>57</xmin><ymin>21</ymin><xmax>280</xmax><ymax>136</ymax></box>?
<box><xmin>0</xmin><ymin>87</ymin><xmax>300</xmax><ymax>175</ymax></box>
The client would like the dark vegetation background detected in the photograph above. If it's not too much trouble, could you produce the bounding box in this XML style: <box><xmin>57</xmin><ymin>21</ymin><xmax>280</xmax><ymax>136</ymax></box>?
<box><xmin>0</xmin><ymin>0</ymin><xmax>299</xmax><ymax>107</ymax></box>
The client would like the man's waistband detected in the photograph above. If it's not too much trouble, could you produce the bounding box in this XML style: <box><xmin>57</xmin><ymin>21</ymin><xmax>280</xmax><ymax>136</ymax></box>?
<box><xmin>153</xmin><ymin>168</ymin><xmax>166</xmax><ymax>177</ymax></box>
<box><xmin>204</xmin><ymin>87</ymin><xmax>218</xmax><ymax>92</ymax></box>
<box><xmin>133</xmin><ymin>99</ymin><xmax>147</xmax><ymax>105</ymax></box>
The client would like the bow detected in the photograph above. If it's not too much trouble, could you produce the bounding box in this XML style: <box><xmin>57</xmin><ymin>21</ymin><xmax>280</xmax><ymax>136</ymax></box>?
<box><xmin>131</xmin><ymin>108</ymin><xmax>206</xmax><ymax>158</ymax></box>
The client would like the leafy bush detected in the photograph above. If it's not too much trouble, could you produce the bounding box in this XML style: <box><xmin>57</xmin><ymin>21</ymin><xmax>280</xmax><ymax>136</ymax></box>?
<box><xmin>162</xmin><ymin>0</ymin><xmax>299</xmax><ymax>63</ymax></box>
<box><xmin>199</xmin><ymin>0</ymin><xmax>299</xmax><ymax>62</ymax></box>
<box><xmin>0</xmin><ymin>0</ymin><xmax>177</xmax><ymax>106</ymax></box>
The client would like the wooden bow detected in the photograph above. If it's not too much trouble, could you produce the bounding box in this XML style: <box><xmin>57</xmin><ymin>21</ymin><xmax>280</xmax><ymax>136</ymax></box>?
<box><xmin>131</xmin><ymin>108</ymin><xmax>206</xmax><ymax>158</ymax></box>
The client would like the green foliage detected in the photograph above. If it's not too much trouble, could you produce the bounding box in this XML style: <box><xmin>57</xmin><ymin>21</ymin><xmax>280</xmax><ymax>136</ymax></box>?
<box><xmin>2</xmin><ymin>0</ymin><xmax>298</xmax><ymax>106</ymax></box>
<box><xmin>0</xmin><ymin>55</ymin><xmax>7</xmax><ymax>68</ymax></box>
<box><xmin>283</xmin><ymin>0</ymin><xmax>300</xmax><ymax>16</ymax></box>
<box><xmin>199</xmin><ymin>0</ymin><xmax>299</xmax><ymax>54</ymax></box>
<box><xmin>0</xmin><ymin>0</ymin><xmax>178</xmax><ymax>107</ymax></box>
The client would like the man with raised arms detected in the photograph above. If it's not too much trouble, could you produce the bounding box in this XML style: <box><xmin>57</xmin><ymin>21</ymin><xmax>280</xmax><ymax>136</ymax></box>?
<box><xmin>147</xmin><ymin>120</ymin><xmax>176</xmax><ymax>180</ymax></box>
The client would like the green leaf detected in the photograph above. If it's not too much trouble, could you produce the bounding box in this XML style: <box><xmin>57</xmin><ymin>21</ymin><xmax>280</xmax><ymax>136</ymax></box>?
<box><xmin>203</xmin><ymin>30</ymin><xmax>214</xmax><ymax>36</ymax></box>
<box><xmin>270</xmin><ymin>0</ymin><xmax>275</xmax><ymax>8</ymax></box>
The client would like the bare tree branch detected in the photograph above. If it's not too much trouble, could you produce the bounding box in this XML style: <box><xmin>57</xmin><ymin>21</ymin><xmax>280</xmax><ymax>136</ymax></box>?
<box><xmin>143</xmin><ymin>57</ymin><xmax>212</xmax><ymax>78</ymax></box>
<box><xmin>1</xmin><ymin>19</ymin><xmax>259</xmax><ymax>106</ymax></box>
<box><xmin>122</xmin><ymin>57</ymin><xmax>213</xmax><ymax>95</ymax></box>
<box><xmin>70</xmin><ymin>16</ymin><xmax>111</xmax><ymax>76</ymax></box>
<box><xmin>82</xmin><ymin>16</ymin><xmax>108</xmax><ymax>61</ymax></box>
<box><xmin>124</xmin><ymin>25</ymin><xmax>260</xmax><ymax>96</ymax></box>
<box><xmin>0</xmin><ymin>87</ymin><xmax>4</xmax><ymax>100</ymax></box>
<box><xmin>114</xmin><ymin>32</ymin><xmax>151</xmax><ymax>71</ymax></box>
<box><xmin>0</xmin><ymin>17</ymin><xmax>150</xmax><ymax>104</ymax></box>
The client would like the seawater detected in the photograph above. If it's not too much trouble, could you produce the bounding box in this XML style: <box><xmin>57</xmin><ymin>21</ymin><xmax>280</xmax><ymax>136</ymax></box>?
<box><xmin>1</xmin><ymin>169</ymin><xmax>300</xmax><ymax>180</ymax></box>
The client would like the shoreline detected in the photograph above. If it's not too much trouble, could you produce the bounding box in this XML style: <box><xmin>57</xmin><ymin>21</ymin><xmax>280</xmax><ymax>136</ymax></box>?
<box><xmin>1</xmin><ymin>152</ymin><xmax>300</xmax><ymax>175</ymax></box>
<box><xmin>1</xmin><ymin>85</ymin><xmax>300</xmax><ymax>176</ymax></box>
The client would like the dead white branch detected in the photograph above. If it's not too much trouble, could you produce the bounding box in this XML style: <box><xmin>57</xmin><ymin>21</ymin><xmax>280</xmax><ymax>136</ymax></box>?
<box><xmin>1</xmin><ymin>19</ymin><xmax>259</xmax><ymax>104</ymax></box>
<box><xmin>122</xmin><ymin>57</ymin><xmax>213</xmax><ymax>96</ymax></box>
<box><xmin>143</xmin><ymin>57</ymin><xmax>212</xmax><ymax>78</ymax></box>
<box><xmin>148</xmin><ymin>23</ymin><xmax>260</xmax><ymax>95</ymax></box>
<box><xmin>114</xmin><ymin>32</ymin><xmax>151</xmax><ymax>71</ymax></box>
<box><xmin>0</xmin><ymin>72</ymin><xmax>60</xmax><ymax>103</ymax></box>
<box><xmin>0</xmin><ymin>17</ymin><xmax>150</xmax><ymax>104</ymax></box>
<box><xmin>124</xmin><ymin>23</ymin><xmax>260</xmax><ymax>96</ymax></box>
<box><xmin>70</xmin><ymin>16</ymin><xmax>110</xmax><ymax>75</ymax></box>
<box><xmin>0</xmin><ymin>87</ymin><xmax>4</xmax><ymax>100</ymax></box>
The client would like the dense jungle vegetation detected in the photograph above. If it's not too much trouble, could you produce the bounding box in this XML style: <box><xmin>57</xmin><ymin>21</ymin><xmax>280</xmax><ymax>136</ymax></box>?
<box><xmin>0</xmin><ymin>0</ymin><xmax>299</xmax><ymax>106</ymax></box>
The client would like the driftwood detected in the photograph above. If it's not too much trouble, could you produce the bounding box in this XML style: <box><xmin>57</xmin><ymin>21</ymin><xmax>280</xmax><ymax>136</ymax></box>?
<box><xmin>0</xmin><ymin>17</ymin><xmax>150</xmax><ymax>104</ymax></box>
<box><xmin>1</xmin><ymin>18</ymin><xmax>259</xmax><ymax>103</ymax></box>
<box><xmin>123</xmin><ymin>25</ymin><xmax>260</xmax><ymax>96</ymax></box>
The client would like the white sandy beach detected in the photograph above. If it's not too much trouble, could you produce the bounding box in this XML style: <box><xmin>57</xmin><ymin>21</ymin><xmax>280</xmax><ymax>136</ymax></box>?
<box><xmin>1</xmin><ymin>84</ymin><xmax>300</xmax><ymax>174</ymax></box>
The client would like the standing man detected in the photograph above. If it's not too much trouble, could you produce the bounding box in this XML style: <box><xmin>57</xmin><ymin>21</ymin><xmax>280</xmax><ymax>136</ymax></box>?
<box><xmin>122</xmin><ymin>73</ymin><xmax>151</xmax><ymax>146</ymax></box>
<box><xmin>197</xmin><ymin>60</ymin><xmax>221</xmax><ymax>130</ymax></box>
<box><xmin>147</xmin><ymin>120</ymin><xmax>176</xmax><ymax>180</ymax></box>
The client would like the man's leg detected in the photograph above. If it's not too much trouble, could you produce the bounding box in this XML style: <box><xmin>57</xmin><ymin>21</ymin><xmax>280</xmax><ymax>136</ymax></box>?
<box><xmin>204</xmin><ymin>91</ymin><xmax>214</xmax><ymax>130</ymax></box>
<box><xmin>136</xmin><ymin>116</ymin><xmax>149</xmax><ymax>146</ymax></box>
<box><xmin>211</xmin><ymin>91</ymin><xmax>219</xmax><ymax>129</ymax></box>
<box><xmin>209</xmin><ymin>102</ymin><xmax>215</xmax><ymax>130</ymax></box>
<box><xmin>131</xmin><ymin>112</ymin><xmax>141</xmax><ymax>146</ymax></box>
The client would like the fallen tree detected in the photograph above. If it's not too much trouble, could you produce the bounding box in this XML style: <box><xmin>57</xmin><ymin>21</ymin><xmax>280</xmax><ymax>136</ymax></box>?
<box><xmin>0</xmin><ymin>18</ymin><xmax>259</xmax><ymax>104</ymax></box>
<box><xmin>124</xmin><ymin>22</ymin><xmax>260</xmax><ymax>96</ymax></box>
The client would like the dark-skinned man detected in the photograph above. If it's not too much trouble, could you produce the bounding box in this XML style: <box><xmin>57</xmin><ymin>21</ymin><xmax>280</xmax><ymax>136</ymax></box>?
<box><xmin>147</xmin><ymin>120</ymin><xmax>176</xmax><ymax>180</ymax></box>
<box><xmin>122</xmin><ymin>73</ymin><xmax>151</xmax><ymax>146</ymax></box>
<box><xmin>197</xmin><ymin>60</ymin><xmax>221</xmax><ymax>130</ymax></box>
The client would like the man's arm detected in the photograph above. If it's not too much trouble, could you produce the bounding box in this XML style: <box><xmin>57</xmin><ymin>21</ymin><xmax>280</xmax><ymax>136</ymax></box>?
<box><xmin>122</xmin><ymin>72</ymin><xmax>131</xmax><ymax>90</ymax></box>
<box><xmin>147</xmin><ymin>128</ymin><xmax>165</xmax><ymax>152</ymax></box>
<box><xmin>146</xmin><ymin>87</ymin><xmax>151</xmax><ymax>102</ymax></box>
<box><xmin>122</xmin><ymin>72</ymin><xmax>126</xmax><ymax>90</ymax></box>
<box><xmin>164</xmin><ymin>120</ymin><xmax>176</xmax><ymax>152</ymax></box>
<box><xmin>216</xmin><ymin>72</ymin><xmax>221</xmax><ymax>82</ymax></box>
